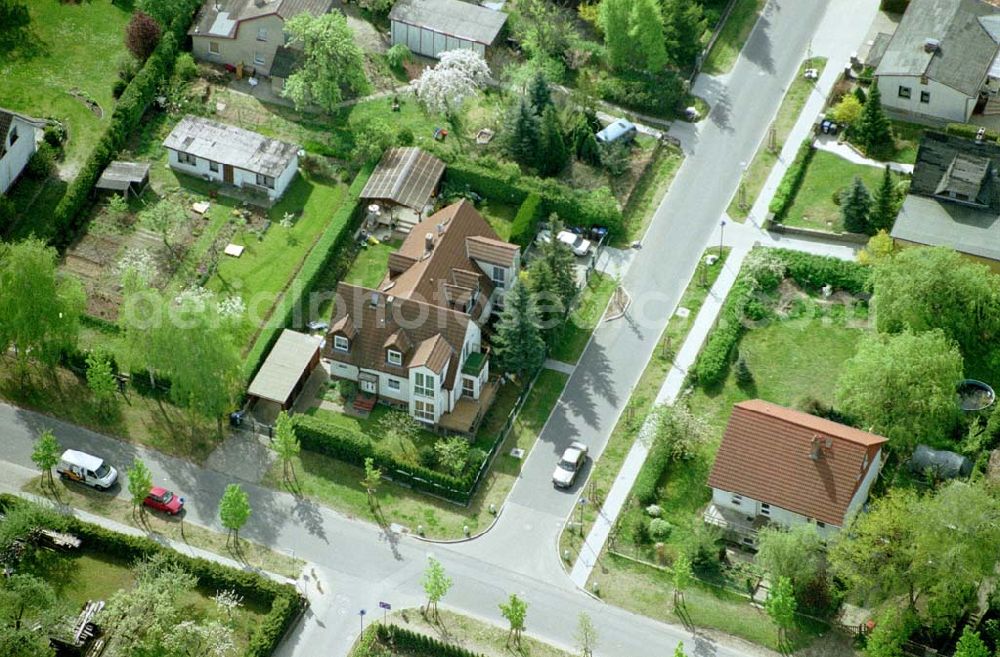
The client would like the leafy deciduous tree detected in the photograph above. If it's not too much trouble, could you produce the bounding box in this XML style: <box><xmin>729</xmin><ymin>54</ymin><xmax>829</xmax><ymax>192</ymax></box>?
<box><xmin>954</xmin><ymin>627</ymin><xmax>991</xmax><ymax>657</ymax></box>
<box><xmin>86</xmin><ymin>350</ymin><xmax>118</xmax><ymax>418</ymax></box>
<box><xmin>836</xmin><ymin>330</ymin><xmax>963</xmax><ymax>451</ymax></box>
<box><xmin>755</xmin><ymin>524</ymin><xmax>823</xmax><ymax>593</ymax></box>
<box><xmin>765</xmin><ymin>576</ymin><xmax>797</xmax><ymax>644</ymax></box>
<box><xmin>576</xmin><ymin>611</ymin><xmax>598</xmax><ymax>657</ymax></box>
<box><xmin>671</xmin><ymin>552</ymin><xmax>692</xmax><ymax>608</ymax></box>
<box><xmin>128</xmin><ymin>459</ymin><xmax>153</xmax><ymax>517</ymax></box>
<box><xmin>832</xmin><ymin>95</ymin><xmax>863</xmax><ymax>128</ymax></box>
<box><xmin>361</xmin><ymin>457</ymin><xmax>382</xmax><ymax>509</ymax></box>
<box><xmin>421</xmin><ymin>556</ymin><xmax>452</xmax><ymax>620</ymax></box>
<box><xmin>415</xmin><ymin>49</ymin><xmax>490</xmax><ymax>116</ymax></box>
<box><xmin>273</xmin><ymin>411</ymin><xmax>301</xmax><ymax>482</ymax></box>
<box><xmin>31</xmin><ymin>430</ymin><xmax>60</xmax><ymax>487</ymax></box>
<box><xmin>125</xmin><ymin>11</ymin><xmax>162</xmax><ymax>62</ymax></box>
<box><xmin>351</xmin><ymin>115</ymin><xmax>395</xmax><ymax>164</ymax></box>
<box><xmin>600</xmin><ymin>0</ymin><xmax>636</xmax><ymax>71</ymax></box>
<box><xmin>219</xmin><ymin>483</ymin><xmax>251</xmax><ymax>544</ymax></box>
<box><xmin>499</xmin><ymin>593</ymin><xmax>528</xmax><ymax>648</ymax></box>
<box><xmin>434</xmin><ymin>437</ymin><xmax>470</xmax><ymax>477</ymax></box>
<box><xmin>283</xmin><ymin>12</ymin><xmax>369</xmax><ymax>111</ymax></box>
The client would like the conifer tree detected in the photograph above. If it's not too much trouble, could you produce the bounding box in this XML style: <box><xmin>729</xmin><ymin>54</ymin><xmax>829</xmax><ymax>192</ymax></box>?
<box><xmin>630</xmin><ymin>0</ymin><xmax>668</xmax><ymax>74</ymax></box>
<box><xmin>494</xmin><ymin>279</ymin><xmax>546</xmax><ymax>380</ymax></box>
<box><xmin>869</xmin><ymin>165</ymin><xmax>898</xmax><ymax>233</ymax></box>
<box><xmin>528</xmin><ymin>71</ymin><xmax>552</xmax><ymax>113</ymax></box>
<box><xmin>857</xmin><ymin>83</ymin><xmax>894</xmax><ymax>158</ymax></box>
<box><xmin>538</xmin><ymin>105</ymin><xmax>568</xmax><ymax>176</ymax></box>
<box><xmin>663</xmin><ymin>0</ymin><xmax>706</xmax><ymax>68</ymax></box>
<box><xmin>841</xmin><ymin>176</ymin><xmax>872</xmax><ymax>234</ymax></box>
<box><xmin>507</xmin><ymin>98</ymin><xmax>542</xmax><ymax>169</ymax></box>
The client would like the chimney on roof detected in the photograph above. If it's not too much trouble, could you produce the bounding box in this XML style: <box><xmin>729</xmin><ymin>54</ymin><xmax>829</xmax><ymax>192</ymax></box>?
<box><xmin>369</xmin><ymin>291</ymin><xmax>379</xmax><ymax>307</ymax></box>
<box><xmin>810</xmin><ymin>436</ymin><xmax>822</xmax><ymax>461</ymax></box>
<box><xmin>437</xmin><ymin>222</ymin><xmax>445</xmax><ymax>235</ymax></box>
<box><xmin>386</xmin><ymin>295</ymin><xmax>394</xmax><ymax>314</ymax></box>
<box><xmin>924</xmin><ymin>38</ymin><xmax>940</xmax><ymax>53</ymax></box>
<box><xmin>425</xmin><ymin>232</ymin><xmax>435</xmax><ymax>252</ymax></box>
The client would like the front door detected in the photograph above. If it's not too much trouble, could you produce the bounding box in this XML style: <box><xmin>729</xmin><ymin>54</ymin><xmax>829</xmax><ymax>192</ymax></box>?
<box><xmin>360</xmin><ymin>379</ymin><xmax>376</xmax><ymax>394</ymax></box>
<box><xmin>223</xmin><ymin>164</ymin><xmax>234</xmax><ymax>184</ymax></box>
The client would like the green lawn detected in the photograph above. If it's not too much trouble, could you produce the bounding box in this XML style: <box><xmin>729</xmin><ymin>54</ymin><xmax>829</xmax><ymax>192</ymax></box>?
<box><xmin>0</xmin><ymin>0</ymin><xmax>131</xmax><ymax>169</ymax></box>
<box><xmin>205</xmin><ymin>172</ymin><xmax>347</xmax><ymax>347</ymax></box>
<box><xmin>702</xmin><ymin>0</ymin><xmax>768</xmax><ymax>76</ymax></box>
<box><xmin>619</xmin><ymin>144</ymin><xmax>684</xmax><ymax>245</ymax></box>
<box><xmin>548</xmin><ymin>273</ymin><xmax>616</xmax><ymax>364</ymax></box>
<box><xmin>729</xmin><ymin>58</ymin><xmax>828</xmax><ymax>222</ymax></box>
<box><xmin>782</xmin><ymin>150</ymin><xmax>905</xmax><ymax>233</ymax></box>
<box><xmin>272</xmin><ymin>370</ymin><xmax>568</xmax><ymax>539</ymax></box>
<box><xmin>478</xmin><ymin>201</ymin><xmax>519</xmax><ymax>241</ymax></box>
<box><xmin>344</xmin><ymin>240</ymin><xmax>400</xmax><ymax>289</ymax></box>
<box><xmin>560</xmin><ymin>250</ymin><xmax>730</xmax><ymax>563</ymax></box>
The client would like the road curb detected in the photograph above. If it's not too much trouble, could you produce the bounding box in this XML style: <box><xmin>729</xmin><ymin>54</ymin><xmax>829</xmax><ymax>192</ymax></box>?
<box><xmin>409</xmin><ymin>506</ymin><xmax>504</xmax><ymax>544</ymax></box>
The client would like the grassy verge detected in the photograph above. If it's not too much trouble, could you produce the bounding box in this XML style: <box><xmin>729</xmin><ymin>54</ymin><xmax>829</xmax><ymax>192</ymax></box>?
<box><xmin>265</xmin><ymin>370</ymin><xmax>569</xmax><ymax>539</ymax></box>
<box><xmin>353</xmin><ymin>609</ymin><xmax>575</xmax><ymax>657</ymax></box>
<box><xmin>781</xmin><ymin>150</ymin><xmax>905</xmax><ymax>233</ymax></box>
<box><xmin>728</xmin><ymin>58</ymin><xmax>827</xmax><ymax>222</ymax></box>
<box><xmin>548</xmin><ymin>272</ymin><xmax>617</xmax><ymax>364</ymax></box>
<box><xmin>558</xmin><ymin>249</ymin><xmax>729</xmax><ymax>564</ymax></box>
<box><xmin>702</xmin><ymin>0</ymin><xmax>768</xmax><ymax>76</ymax></box>
<box><xmin>22</xmin><ymin>477</ymin><xmax>305</xmax><ymax>579</ymax></box>
<box><xmin>0</xmin><ymin>361</ymin><xmax>220</xmax><ymax>462</ymax></box>
<box><xmin>618</xmin><ymin>144</ymin><xmax>684</xmax><ymax>246</ymax></box>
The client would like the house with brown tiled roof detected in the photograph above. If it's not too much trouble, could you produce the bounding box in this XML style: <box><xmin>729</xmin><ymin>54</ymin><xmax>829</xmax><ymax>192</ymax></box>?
<box><xmin>705</xmin><ymin>399</ymin><xmax>888</xmax><ymax>546</ymax></box>
<box><xmin>322</xmin><ymin>200</ymin><xmax>519</xmax><ymax>432</ymax></box>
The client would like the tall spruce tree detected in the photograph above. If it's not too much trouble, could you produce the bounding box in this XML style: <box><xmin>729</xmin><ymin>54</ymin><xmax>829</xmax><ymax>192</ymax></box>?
<box><xmin>663</xmin><ymin>0</ymin><xmax>706</xmax><ymax>68</ymax></box>
<box><xmin>538</xmin><ymin>105</ymin><xmax>568</xmax><ymax>176</ymax></box>
<box><xmin>599</xmin><ymin>0</ymin><xmax>634</xmax><ymax>71</ymax></box>
<box><xmin>841</xmin><ymin>176</ymin><xmax>872</xmax><ymax>234</ymax></box>
<box><xmin>630</xmin><ymin>0</ymin><xmax>668</xmax><ymax>74</ymax></box>
<box><xmin>507</xmin><ymin>97</ymin><xmax>542</xmax><ymax>169</ymax></box>
<box><xmin>869</xmin><ymin>165</ymin><xmax>898</xmax><ymax>233</ymax></box>
<box><xmin>857</xmin><ymin>83</ymin><xmax>894</xmax><ymax>158</ymax></box>
<box><xmin>494</xmin><ymin>279</ymin><xmax>546</xmax><ymax>380</ymax></box>
<box><xmin>528</xmin><ymin>71</ymin><xmax>552</xmax><ymax>113</ymax></box>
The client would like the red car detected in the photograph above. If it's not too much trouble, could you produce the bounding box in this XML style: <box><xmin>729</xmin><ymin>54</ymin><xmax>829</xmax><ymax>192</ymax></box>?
<box><xmin>143</xmin><ymin>487</ymin><xmax>185</xmax><ymax>515</ymax></box>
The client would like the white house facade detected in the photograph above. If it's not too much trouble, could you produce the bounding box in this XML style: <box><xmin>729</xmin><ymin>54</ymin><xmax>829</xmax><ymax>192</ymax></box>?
<box><xmin>164</xmin><ymin>115</ymin><xmax>299</xmax><ymax>201</ymax></box>
<box><xmin>0</xmin><ymin>109</ymin><xmax>44</xmax><ymax>196</ymax></box>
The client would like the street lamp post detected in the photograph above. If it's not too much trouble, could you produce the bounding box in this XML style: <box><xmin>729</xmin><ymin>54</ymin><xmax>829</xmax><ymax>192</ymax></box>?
<box><xmin>578</xmin><ymin>497</ymin><xmax>587</xmax><ymax>536</ymax></box>
<box><xmin>359</xmin><ymin>609</ymin><xmax>366</xmax><ymax>635</ymax></box>
<box><xmin>719</xmin><ymin>220</ymin><xmax>726</xmax><ymax>257</ymax></box>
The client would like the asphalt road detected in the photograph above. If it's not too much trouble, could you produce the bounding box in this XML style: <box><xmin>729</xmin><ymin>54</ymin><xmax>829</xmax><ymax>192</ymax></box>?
<box><xmin>0</xmin><ymin>1</ymin><xmax>877</xmax><ymax>655</ymax></box>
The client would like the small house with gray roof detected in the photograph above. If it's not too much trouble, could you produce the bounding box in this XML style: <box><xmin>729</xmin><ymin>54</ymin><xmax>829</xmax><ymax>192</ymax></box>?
<box><xmin>189</xmin><ymin>0</ymin><xmax>332</xmax><ymax>76</ymax></box>
<box><xmin>0</xmin><ymin>107</ymin><xmax>45</xmax><ymax>196</ymax></box>
<box><xmin>872</xmin><ymin>0</ymin><xmax>1000</xmax><ymax>122</ymax></box>
<box><xmin>164</xmin><ymin>115</ymin><xmax>300</xmax><ymax>201</ymax></box>
<box><xmin>891</xmin><ymin>130</ymin><xmax>1000</xmax><ymax>269</ymax></box>
<box><xmin>389</xmin><ymin>0</ymin><xmax>508</xmax><ymax>59</ymax></box>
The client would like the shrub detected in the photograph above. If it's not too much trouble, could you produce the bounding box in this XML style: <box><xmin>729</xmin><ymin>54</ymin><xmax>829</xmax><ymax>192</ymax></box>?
<box><xmin>649</xmin><ymin>518</ymin><xmax>673</xmax><ymax>541</ymax></box>
<box><xmin>371</xmin><ymin>624</ymin><xmax>486</xmax><ymax>657</ymax></box>
<box><xmin>397</xmin><ymin>126</ymin><xmax>415</xmax><ymax>146</ymax></box>
<box><xmin>43</xmin><ymin>124</ymin><xmax>67</xmax><ymax>149</ymax></box>
<box><xmin>768</xmin><ymin>142</ymin><xmax>815</xmax><ymax>222</ymax></box>
<box><xmin>26</xmin><ymin>143</ymin><xmax>57</xmax><ymax>178</ymax></box>
<box><xmin>689</xmin><ymin>273</ymin><xmax>755</xmax><ymax>386</ymax></box>
<box><xmin>386</xmin><ymin>43</ymin><xmax>411</xmax><ymax>71</ymax></box>
<box><xmin>646</xmin><ymin>504</ymin><xmax>662</xmax><ymax>517</ymax></box>
<box><xmin>776</xmin><ymin>248</ymin><xmax>869</xmax><ymax>294</ymax></box>
<box><xmin>174</xmin><ymin>52</ymin><xmax>198</xmax><ymax>80</ymax></box>
<box><xmin>743</xmin><ymin>248</ymin><xmax>787</xmax><ymax>291</ymax></box>
<box><xmin>112</xmin><ymin>77</ymin><xmax>128</xmax><ymax>99</ymax></box>
<box><xmin>338</xmin><ymin>379</ymin><xmax>357</xmax><ymax>400</ymax></box>
<box><xmin>509</xmin><ymin>192</ymin><xmax>542</xmax><ymax>247</ymax></box>
<box><xmin>632</xmin><ymin>439</ymin><xmax>671</xmax><ymax>504</ymax></box>
<box><xmin>595</xmin><ymin>71</ymin><xmax>684</xmax><ymax>118</ymax></box>
<box><xmin>735</xmin><ymin>353</ymin><xmax>754</xmax><ymax>388</ymax></box>
<box><xmin>418</xmin><ymin>445</ymin><xmax>438</xmax><ymax>469</ymax></box>
<box><xmin>126</xmin><ymin>11</ymin><xmax>162</xmax><ymax>62</ymax></box>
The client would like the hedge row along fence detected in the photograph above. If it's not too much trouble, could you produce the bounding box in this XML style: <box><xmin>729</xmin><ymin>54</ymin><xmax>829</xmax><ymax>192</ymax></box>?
<box><xmin>767</xmin><ymin>142</ymin><xmax>816</xmax><ymax>225</ymax></box>
<box><xmin>689</xmin><ymin>249</ymin><xmax>869</xmax><ymax>387</ymax></box>
<box><xmin>444</xmin><ymin>158</ymin><xmax>624</xmax><ymax>239</ymax></box>
<box><xmin>946</xmin><ymin>122</ymin><xmax>1000</xmax><ymax>144</ymax></box>
<box><xmin>0</xmin><ymin>494</ymin><xmax>305</xmax><ymax>657</ymax></box>
<box><xmin>49</xmin><ymin>0</ymin><xmax>203</xmax><ymax>249</ymax></box>
<box><xmin>510</xmin><ymin>192</ymin><xmax>543</xmax><ymax>248</ymax></box>
<box><xmin>293</xmin><ymin>414</ymin><xmax>477</xmax><ymax>503</ymax></box>
<box><xmin>365</xmin><ymin>623</ymin><xmax>487</xmax><ymax>657</ymax></box>
<box><xmin>242</xmin><ymin>165</ymin><xmax>374</xmax><ymax>384</ymax></box>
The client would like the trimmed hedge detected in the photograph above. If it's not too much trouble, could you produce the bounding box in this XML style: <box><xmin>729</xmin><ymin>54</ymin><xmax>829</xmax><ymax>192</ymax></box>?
<box><xmin>50</xmin><ymin>0</ymin><xmax>203</xmax><ymax>248</ymax></box>
<box><xmin>946</xmin><ymin>122</ymin><xmax>1000</xmax><ymax>144</ymax></box>
<box><xmin>370</xmin><ymin>624</ymin><xmax>485</xmax><ymax>657</ymax></box>
<box><xmin>243</xmin><ymin>165</ymin><xmax>374</xmax><ymax>384</ymax></box>
<box><xmin>510</xmin><ymin>192</ymin><xmax>542</xmax><ymax>247</ymax></box>
<box><xmin>768</xmin><ymin>142</ymin><xmax>816</xmax><ymax>223</ymax></box>
<box><xmin>445</xmin><ymin>158</ymin><xmax>624</xmax><ymax>238</ymax></box>
<box><xmin>293</xmin><ymin>414</ymin><xmax>476</xmax><ymax>502</ymax></box>
<box><xmin>632</xmin><ymin>437</ymin><xmax>672</xmax><ymax>504</ymax></box>
<box><xmin>0</xmin><ymin>494</ymin><xmax>305</xmax><ymax>657</ymax></box>
<box><xmin>689</xmin><ymin>250</ymin><xmax>869</xmax><ymax>387</ymax></box>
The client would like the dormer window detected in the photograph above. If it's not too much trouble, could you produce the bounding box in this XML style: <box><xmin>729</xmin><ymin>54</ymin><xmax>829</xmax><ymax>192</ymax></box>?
<box><xmin>491</xmin><ymin>266</ymin><xmax>506</xmax><ymax>287</ymax></box>
<box><xmin>387</xmin><ymin>349</ymin><xmax>402</xmax><ymax>366</ymax></box>
<box><xmin>333</xmin><ymin>335</ymin><xmax>349</xmax><ymax>351</ymax></box>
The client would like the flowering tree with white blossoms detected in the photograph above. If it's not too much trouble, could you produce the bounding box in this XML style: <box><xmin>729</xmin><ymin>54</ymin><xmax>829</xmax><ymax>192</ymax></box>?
<box><xmin>415</xmin><ymin>49</ymin><xmax>491</xmax><ymax>116</ymax></box>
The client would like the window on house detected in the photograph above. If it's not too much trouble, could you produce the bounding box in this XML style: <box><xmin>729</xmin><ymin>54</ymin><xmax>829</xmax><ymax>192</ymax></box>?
<box><xmin>209</xmin><ymin>41</ymin><xmax>220</xmax><ymax>55</ymax></box>
<box><xmin>209</xmin><ymin>160</ymin><xmax>219</xmax><ymax>173</ymax></box>
<box><xmin>256</xmin><ymin>173</ymin><xmax>275</xmax><ymax>189</ymax></box>
<box><xmin>387</xmin><ymin>350</ymin><xmax>402</xmax><ymax>366</ymax></box>
<box><xmin>177</xmin><ymin>151</ymin><xmax>197</xmax><ymax>165</ymax></box>
<box><xmin>414</xmin><ymin>372</ymin><xmax>434</xmax><ymax>397</ymax></box>
<box><xmin>920</xmin><ymin>90</ymin><xmax>930</xmax><ymax>104</ymax></box>
<box><xmin>463</xmin><ymin>378</ymin><xmax>475</xmax><ymax>398</ymax></box>
<box><xmin>760</xmin><ymin>503</ymin><xmax>771</xmax><ymax>516</ymax></box>
<box><xmin>898</xmin><ymin>86</ymin><xmax>911</xmax><ymax>99</ymax></box>
<box><xmin>731</xmin><ymin>494</ymin><xmax>742</xmax><ymax>506</ymax></box>
<box><xmin>9</xmin><ymin>125</ymin><xmax>17</xmax><ymax>146</ymax></box>
<box><xmin>414</xmin><ymin>400</ymin><xmax>435</xmax><ymax>422</ymax></box>
<box><xmin>816</xmin><ymin>520</ymin><xmax>826</xmax><ymax>528</ymax></box>
<box><xmin>333</xmin><ymin>335</ymin><xmax>349</xmax><ymax>351</ymax></box>
<box><xmin>491</xmin><ymin>265</ymin><xmax>506</xmax><ymax>287</ymax></box>
<box><xmin>254</xmin><ymin>51</ymin><xmax>266</xmax><ymax>66</ymax></box>
<box><xmin>386</xmin><ymin>379</ymin><xmax>401</xmax><ymax>391</ymax></box>
<box><xmin>257</xmin><ymin>27</ymin><xmax>268</xmax><ymax>41</ymax></box>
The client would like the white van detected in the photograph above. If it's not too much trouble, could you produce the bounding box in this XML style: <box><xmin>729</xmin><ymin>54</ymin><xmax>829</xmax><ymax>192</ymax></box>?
<box><xmin>56</xmin><ymin>450</ymin><xmax>118</xmax><ymax>491</ymax></box>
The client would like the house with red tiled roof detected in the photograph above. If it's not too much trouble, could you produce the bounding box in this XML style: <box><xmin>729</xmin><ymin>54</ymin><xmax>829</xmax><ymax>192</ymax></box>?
<box><xmin>322</xmin><ymin>200</ymin><xmax>519</xmax><ymax>433</ymax></box>
<box><xmin>705</xmin><ymin>399</ymin><xmax>888</xmax><ymax>546</ymax></box>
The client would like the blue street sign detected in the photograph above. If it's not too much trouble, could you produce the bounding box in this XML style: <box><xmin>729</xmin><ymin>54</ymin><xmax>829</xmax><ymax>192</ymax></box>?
<box><xmin>379</xmin><ymin>601</ymin><xmax>391</xmax><ymax>610</ymax></box>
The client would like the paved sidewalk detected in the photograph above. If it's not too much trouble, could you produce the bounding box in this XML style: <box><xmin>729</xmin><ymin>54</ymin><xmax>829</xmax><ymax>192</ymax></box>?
<box><xmin>814</xmin><ymin>133</ymin><xmax>914</xmax><ymax>174</ymax></box>
<box><xmin>570</xmin><ymin>246</ymin><xmax>751</xmax><ymax>587</ymax></box>
<box><xmin>544</xmin><ymin>359</ymin><xmax>576</xmax><ymax>376</ymax></box>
